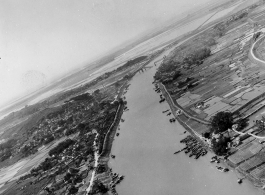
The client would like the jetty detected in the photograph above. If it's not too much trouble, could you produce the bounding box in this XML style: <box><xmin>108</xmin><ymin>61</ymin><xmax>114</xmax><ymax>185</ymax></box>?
<box><xmin>178</xmin><ymin>135</ymin><xmax>208</xmax><ymax>159</ymax></box>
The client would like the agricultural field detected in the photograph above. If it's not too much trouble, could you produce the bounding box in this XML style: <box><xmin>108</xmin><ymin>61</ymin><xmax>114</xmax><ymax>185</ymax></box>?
<box><xmin>155</xmin><ymin>1</ymin><xmax>265</xmax><ymax>187</ymax></box>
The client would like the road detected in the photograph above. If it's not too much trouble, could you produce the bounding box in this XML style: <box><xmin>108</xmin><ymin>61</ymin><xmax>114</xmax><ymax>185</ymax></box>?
<box><xmin>250</xmin><ymin>34</ymin><xmax>265</xmax><ymax>65</ymax></box>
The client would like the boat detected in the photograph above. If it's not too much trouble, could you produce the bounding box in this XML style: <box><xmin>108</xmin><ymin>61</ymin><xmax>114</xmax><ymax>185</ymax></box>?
<box><xmin>237</xmin><ymin>179</ymin><xmax>243</xmax><ymax>184</ymax></box>
<box><xmin>174</xmin><ymin>147</ymin><xmax>187</xmax><ymax>154</ymax></box>
<box><xmin>211</xmin><ymin>156</ymin><xmax>217</xmax><ymax>160</ymax></box>
<box><xmin>116</xmin><ymin>133</ymin><xmax>119</xmax><ymax>136</ymax></box>
<box><xmin>119</xmin><ymin>175</ymin><xmax>124</xmax><ymax>180</ymax></box>
<box><xmin>195</xmin><ymin>153</ymin><xmax>201</xmax><ymax>159</ymax></box>
<box><xmin>111</xmin><ymin>155</ymin><xmax>116</xmax><ymax>158</ymax></box>
<box><xmin>216</xmin><ymin>166</ymin><xmax>229</xmax><ymax>172</ymax></box>
<box><xmin>210</xmin><ymin>159</ymin><xmax>215</xmax><ymax>163</ymax></box>
<box><xmin>216</xmin><ymin>166</ymin><xmax>224</xmax><ymax>172</ymax></box>
<box><xmin>185</xmin><ymin>149</ymin><xmax>190</xmax><ymax>154</ymax></box>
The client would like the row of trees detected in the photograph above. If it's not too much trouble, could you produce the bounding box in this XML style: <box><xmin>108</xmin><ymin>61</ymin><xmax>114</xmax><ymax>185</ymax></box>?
<box><xmin>48</xmin><ymin>139</ymin><xmax>75</xmax><ymax>157</ymax></box>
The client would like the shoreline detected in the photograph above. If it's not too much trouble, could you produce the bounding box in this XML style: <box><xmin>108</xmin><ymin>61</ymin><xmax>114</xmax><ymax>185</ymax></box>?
<box><xmin>159</xmin><ymin>82</ymin><xmax>209</xmax><ymax>145</ymax></box>
<box><xmin>159</xmin><ymin>76</ymin><xmax>265</xmax><ymax>193</ymax></box>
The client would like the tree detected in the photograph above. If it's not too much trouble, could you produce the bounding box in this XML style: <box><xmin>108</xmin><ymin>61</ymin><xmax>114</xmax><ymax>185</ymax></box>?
<box><xmin>68</xmin><ymin>186</ymin><xmax>78</xmax><ymax>194</ymax></box>
<box><xmin>65</xmin><ymin>128</ymin><xmax>76</xmax><ymax>136</ymax></box>
<box><xmin>114</xmin><ymin>82</ymin><xmax>120</xmax><ymax>88</ymax></box>
<box><xmin>94</xmin><ymin>89</ymin><xmax>100</xmax><ymax>94</ymax></box>
<box><xmin>210</xmin><ymin>112</ymin><xmax>233</xmax><ymax>134</ymax></box>
<box><xmin>212</xmin><ymin>136</ymin><xmax>231</xmax><ymax>155</ymax></box>
<box><xmin>92</xmin><ymin>180</ymin><xmax>108</xmax><ymax>193</ymax></box>
<box><xmin>77</xmin><ymin>123</ymin><xmax>86</xmax><ymax>130</ymax></box>
<box><xmin>202</xmin><ymin>132</ymin><xmax>211</xmax><ymax>139</ymax></box>
<box><xmin>235</xmin><ymin>118</ymin><xmax>249</xmax><ymax>131</ymax></box>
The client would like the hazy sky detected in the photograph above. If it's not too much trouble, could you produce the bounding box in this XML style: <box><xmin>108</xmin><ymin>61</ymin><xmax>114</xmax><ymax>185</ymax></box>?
<box><xmin>0</xmin><ymin>0</ymin><xmax>212</xmax><ymax>108</ymax></box>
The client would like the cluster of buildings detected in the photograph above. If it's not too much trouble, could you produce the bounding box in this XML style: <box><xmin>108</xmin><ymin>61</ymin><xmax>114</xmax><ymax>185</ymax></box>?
<box><xmin>17</xmin><ymin>99</ymin><xmax>94</xmax><ymax>157</ymax></box>
<box><xmin>13</xmin><ymin>95</ymin><xmax>122</xmax><ymax>195</ymax></box>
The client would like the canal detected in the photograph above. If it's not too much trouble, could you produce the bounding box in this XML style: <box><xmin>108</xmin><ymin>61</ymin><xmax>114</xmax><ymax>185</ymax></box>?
<box><xmin>109</xmin><ymin>56</ymin><xmax>262</xmax><ymax>195</ymax></box>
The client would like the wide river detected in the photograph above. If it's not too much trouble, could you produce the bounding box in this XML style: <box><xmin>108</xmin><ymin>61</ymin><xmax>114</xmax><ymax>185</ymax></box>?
<box><xmin>109</xmin><ymin>53</ymin><xmax>263</xmax><ymax>195</ymax></box>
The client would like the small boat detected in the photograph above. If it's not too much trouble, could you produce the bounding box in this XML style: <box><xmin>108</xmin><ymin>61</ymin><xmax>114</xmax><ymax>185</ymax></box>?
<box><xmin>216</xmin><ymin>166</ymin><xmax>224</xmax><ymax>172</ymax></box>
<box><xmin>119</xmin><ymin>175</ymin><xmax>124</xmax><ymax>180</ymax></box>
<box><xmin>210</xmin><ymin>159</ymin><xmax>215</xmax><ymax>163</ymax></box>
<box><xmin>185</xmin><ymin>150</ymin><xmax>190</xmax><ymax>154</ymax></box>
<box><xmin>162</xmin><ymin>109</ymin><xmax>169</xmax><ymax>113</ymax></box>
<box><xmin>224</xmin><ymin>168</ymin><xmax>229</xmax><ymax>172</ymax></box>
<box><xmin>111</xmin><ymin>155</ymin><xmax>116</xmax><ymax>158</ymax></box>
<box><xmin>237</xmin><ymin>179</ymin><xmax>243</xmax><ymax>184</ymax></box>
<box><xmin>195</xmin><ymin>153</ymin><xmax>201</xmax><ymax>159</ymax></box>
<box><xmin>211</xmin><ymin>156</ymin><xmax>217</xmax><ymax>160</ymax></box>
<box><xmin>116</xmin><ymin>133</ymin><xmax>119</xmax><ymax>136</ymax></box>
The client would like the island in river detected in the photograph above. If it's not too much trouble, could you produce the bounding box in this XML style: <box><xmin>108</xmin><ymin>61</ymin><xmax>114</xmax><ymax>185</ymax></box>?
<box><xmin>1</xmin><ymin>0</ymin><xmax>265</xmax><ymax>195</ymax></box>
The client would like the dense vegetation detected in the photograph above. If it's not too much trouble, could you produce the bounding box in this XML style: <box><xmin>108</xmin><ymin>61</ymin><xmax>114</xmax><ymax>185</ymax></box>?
<box><xmin>210</xmin><ymin>112</ymin><xmax>233</xmax><ymax>134</ymax></box>
<box><xmin>211</xmin><ymin>136</ymin><xmax>231</xmax><ymax>156</ymax></box>
<box><xmin>0</xmin><ymin>139</ymin><xmax>17</xmax><ymax>161</ymax></box>
<box><xmin>69</xmin><ymin>93</ymin><xmax>94</xmax><ymax>102</ymax></box>
<box><xmin>48</xmin><ymin>139</ymin><xmax>75</xmax><ymax>157</ymax></box>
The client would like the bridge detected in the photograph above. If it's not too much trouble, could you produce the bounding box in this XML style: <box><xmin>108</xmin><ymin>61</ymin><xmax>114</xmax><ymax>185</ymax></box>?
<box><xmin>137</xmin><ymin>66</ymin><xmax>152</xmax><ymax>73</ymax></box>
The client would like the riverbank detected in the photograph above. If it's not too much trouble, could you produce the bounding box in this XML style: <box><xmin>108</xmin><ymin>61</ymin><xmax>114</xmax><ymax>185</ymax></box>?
<box><xmin>151</xmin><ymin>1</ymin><xmax>265</xmax><ymax>192</ymax></box>
<box><xmin>159</xmin><ymin>82</ymin><xmax>209</xmax><ymax>146</ymax></box>
<box><xmin>159</xmin><ymin>78</ymin><xmax>265</xmax><ymax>192</ymax></box>
<box><xmin>109</xmin><ymin>53</ymin><xmax>261</xmax><ymax>195</ymax></box>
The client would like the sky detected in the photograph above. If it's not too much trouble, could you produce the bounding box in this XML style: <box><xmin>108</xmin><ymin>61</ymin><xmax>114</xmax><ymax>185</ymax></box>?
<box><xmin>0</xmin><ymin>0</ymin><xmax>213</xmax><ymax>108</ymax></box>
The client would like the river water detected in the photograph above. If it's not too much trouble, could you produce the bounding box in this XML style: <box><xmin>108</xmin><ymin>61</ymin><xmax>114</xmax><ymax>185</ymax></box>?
<box><xmin>109</xmin><ymin>55</ymin><xmax>262</xmax><ymax>195</ymax></box>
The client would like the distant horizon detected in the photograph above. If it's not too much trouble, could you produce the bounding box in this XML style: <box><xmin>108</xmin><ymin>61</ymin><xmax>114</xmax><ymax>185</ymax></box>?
<box><xmin>0</xmin><ymin>0</ymin><xmax>232</xmax><ymax>114</ymax></box>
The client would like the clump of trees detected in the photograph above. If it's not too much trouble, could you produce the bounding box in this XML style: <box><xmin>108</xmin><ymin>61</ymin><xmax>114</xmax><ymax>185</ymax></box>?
<box><xmin>65</xmin><ymin>128</ymin><xmax>77</xmax><ymax>136</ymax></box>
<box><xmin>154</xmin><ymin>47</ymin><xmax>211</xmax><ymax>83</ymax></box>
<box><xmin>0</xmin><ymin>139</ymin><xmax>16</xmax><ymax>151</ymax></box>
<box><xmin>234</xmin><ymin>118</ymin><xmax>249</xmax><ymax>131</ymax></box>
<box><xmin>116</xmin><ymin>56</ymin><xmax>147</xmax><ymax>72</ymax></box>
<box><xmin>209</xmin><ymin>112</ymin><xmax>234</xmax><ymax>155</ymax></box>
<box><xmin>69</xmin><ymin>93</ymin><xmax>94</xmax><ymax>102</ymax></box>
<box><xmin>212</xmin><ymin>136</ymin><xmax>231</xmax><ymax>155</ymax></box>
<box><xmin>48</xmin><ymin>139</ymin><xmax>75</xmax><ymax>157</ymax></box>
<box><xmin>92</xmin><ymin>180</ymin><xmax>108</xmax><ymax>194</ymax></box>
<box><xmin>0</xmin><ymin>139</ymin><xmax>17</xmax><ymax>161</ymax></box>
<box><xmin>20</xmin><ymin>144</ymin><xmax>38</xmax><ymax>157</ymax></box>
<box><xmin>183</xmin><ymin>48</ymin><xmax>211</xmax><ymax>67</ymax></box>
<box><xmin>68</xmin><ymin>186</ymin><xmax>79</xmax><ymax>194</ymax></box>
<box><xmin>42</xmin><ymin>134</ymin><xmax>55</xmax><ymax>145</ymax></box>
<box><xmin>38</xmin><ymin>157</ymin><xmax>54</xmax><ymax>171</ymax></box>
<box><xmin>210</xmin><ymin>112</ymin><xmax>233</xmax><ymax>134</ymax></box>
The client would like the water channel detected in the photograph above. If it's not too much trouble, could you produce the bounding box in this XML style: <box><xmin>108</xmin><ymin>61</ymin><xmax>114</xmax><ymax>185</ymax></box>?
<box><xmin>109</xmin><ymin>55</ymin><xmax>262</xmax><ymax>195</ymax></box>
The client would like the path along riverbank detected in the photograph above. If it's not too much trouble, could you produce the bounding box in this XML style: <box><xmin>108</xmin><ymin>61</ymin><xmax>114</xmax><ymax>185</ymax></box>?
<box><xmin>86</xmin><ymin>132</ymin><xmax>99</xmax><ymax>194</ymax></box>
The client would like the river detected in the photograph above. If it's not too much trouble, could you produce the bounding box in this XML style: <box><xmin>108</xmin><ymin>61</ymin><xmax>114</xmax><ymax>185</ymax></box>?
<box><xmin>109</xmin><ymin>55</ymin><xmax>263</xmax><ymax>195</ymax></box>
